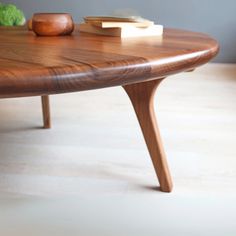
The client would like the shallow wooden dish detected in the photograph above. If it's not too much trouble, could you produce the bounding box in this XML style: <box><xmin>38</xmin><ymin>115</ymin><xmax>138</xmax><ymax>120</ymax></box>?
<box><xmin>32</xmin><ymin>13</ymin><xmax>74</xmax><ymax>36</ymax></box>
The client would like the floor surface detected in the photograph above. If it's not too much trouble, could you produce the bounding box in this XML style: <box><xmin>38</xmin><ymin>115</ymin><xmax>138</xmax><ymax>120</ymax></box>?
<box><xmin>0</xmin><ymin>63</ymin><xmax>236</xmax><ymax>235</ymax></box>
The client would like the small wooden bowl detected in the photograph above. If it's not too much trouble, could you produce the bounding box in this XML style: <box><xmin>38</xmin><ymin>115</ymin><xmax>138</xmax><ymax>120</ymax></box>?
<box><xmin>32</xmin><ymin>13</ymin><xmax>74</xmax><ymax>36</ymax></box>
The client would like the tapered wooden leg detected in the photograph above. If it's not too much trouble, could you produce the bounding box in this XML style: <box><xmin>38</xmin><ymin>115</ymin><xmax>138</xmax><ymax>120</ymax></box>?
<box><xmin>123</xmin><ymin>79</ymin><xmax>173</xmax><ymax>192</ymax></box>
<box><xmin>41</xmin><ymin>95</ymin><xmax>51</xmax><ymax>129</ymax></box>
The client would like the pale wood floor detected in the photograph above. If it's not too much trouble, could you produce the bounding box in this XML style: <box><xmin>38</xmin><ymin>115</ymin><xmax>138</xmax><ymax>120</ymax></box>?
<box><xmin>0</xmin><ymin>63</ymin><xmax>236</xmax><ymax>235</ymax></box>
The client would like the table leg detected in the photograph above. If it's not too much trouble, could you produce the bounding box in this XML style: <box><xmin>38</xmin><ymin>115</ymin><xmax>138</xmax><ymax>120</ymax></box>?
<box><xmin>123</xmin><ymin>79</ymin><xmax>173</xmax><ymax>192</ymax></box>
<box><xmin>41</xmin><ymin>95</ymin><xmax>51</xmax><ymax>129</ymax></box>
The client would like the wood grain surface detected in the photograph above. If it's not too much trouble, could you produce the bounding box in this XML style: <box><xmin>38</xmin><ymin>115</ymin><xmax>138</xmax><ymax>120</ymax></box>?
<box><xmin>0</xmin><ymin>26</ymin><xmax>219</xmax><ymax>98</ymax></box>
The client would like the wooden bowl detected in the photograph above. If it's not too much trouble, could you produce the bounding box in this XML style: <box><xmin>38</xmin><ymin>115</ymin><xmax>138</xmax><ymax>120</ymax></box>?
<box><xmin>32</xmin><ymin>13</ymin><xmax>74</xmax><ymax>36</ymax></box>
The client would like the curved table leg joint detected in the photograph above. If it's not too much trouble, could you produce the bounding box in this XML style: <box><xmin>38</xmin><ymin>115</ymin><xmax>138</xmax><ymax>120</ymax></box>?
<box><xmin>123</xmin><ymin>79</ymin><xmax>173</xmax><ymax>192</ymax></box>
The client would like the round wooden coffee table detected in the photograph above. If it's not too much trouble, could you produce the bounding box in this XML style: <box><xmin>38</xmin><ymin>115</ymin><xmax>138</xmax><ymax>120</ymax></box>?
<box><xmin>0</xmin><ymin>26</ymin><xmax>219</xmax><ymax>192</ymax></box>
